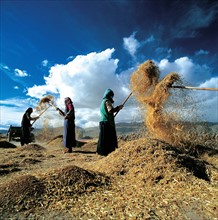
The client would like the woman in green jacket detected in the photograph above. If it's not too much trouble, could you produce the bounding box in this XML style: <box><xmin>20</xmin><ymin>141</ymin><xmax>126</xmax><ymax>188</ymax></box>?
<box><xmin>97</xmin><ymin>89</ymin><xmax>123</xmax><ymax>156</ymax></box>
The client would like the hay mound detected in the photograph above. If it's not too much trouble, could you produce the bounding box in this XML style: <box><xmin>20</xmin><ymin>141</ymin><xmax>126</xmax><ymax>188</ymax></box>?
<box><xmin>0</xmin><ymin>175</ymin><xmax>45</xmax><ymax>212</ymax></box>
<box><xmin>78</xmin><ymin>140</ymin><xmax>98</xmax><ymax>152</ymax></box>
<box><xmin>47</xmin><ymin>135</ymin><xmax>63</xmax><ymax>147</ymax></box>
<box><xmin>0</xmin><ymin>165</ymin><xmax>110</xmax><ymax>215</ymax></box>
<box><xmin>21</xmin><ymin>158</ymin><xmax>42</xmax><ymax>164</ymax></box>
<box><xmin>90</xmin><ymin>138</ymin><xmax>211</xmax><ymax>183</ymax></box>
<box><xmin>42</xmin><ymin>165</ymin><xmax>110</xmax><ymax>206</ymax></box>
<box><xmin>0</xmin><ymin>141</ymin><xmax>16</xmax><ymax>148</ymax></box>
<box><xmin>78</xmin><ymin>138</ymin><xmax>217</xmax><ymax>219</ymax></box>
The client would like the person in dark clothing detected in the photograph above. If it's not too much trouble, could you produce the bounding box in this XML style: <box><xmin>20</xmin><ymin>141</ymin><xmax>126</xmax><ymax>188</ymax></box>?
<box><xmin>97</xmin><ymin>89</ymin><xmax>123</xmax><ymax>156</ymax></box>
<box><xmin>21</xmin><ymin>107</ymin><xmax>39</xmax><ymax>146</ymax></box>
<box><xmin>59</xmin><ymin>97</ymin><xmax>76</xmax><ymax>153</ymax></box>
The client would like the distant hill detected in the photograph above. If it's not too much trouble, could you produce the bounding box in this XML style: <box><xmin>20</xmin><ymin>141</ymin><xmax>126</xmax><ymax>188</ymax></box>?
<box><xmin>2</xmin><ymin>121</ymin><xmax>217</xmax><ymax>140</ymax></box>
<box><xmin>0</xmin><ymin>130</ymin><xmax>7</xmax><ymax>135</ymax></box>
<box><xmin>31</xmin><ymin>122</ymin><xmax>146</xmax><ymax>140</ymax></box>
<box><xmin>82</xmin><ymin>122</ymin><xmax>146</xmax><ymax>138</ymax></box>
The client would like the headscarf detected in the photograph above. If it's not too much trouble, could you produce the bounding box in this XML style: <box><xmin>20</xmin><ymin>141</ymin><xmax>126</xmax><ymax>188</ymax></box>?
<box><xmin>103</xmin><ymin>89</ymin><xmax>114</xmax><ymax>103</ymax></box>
<box><xmin>65</xmin><ymin>97</ymin><xmax>73</xmax><ymax>105</ymax></box>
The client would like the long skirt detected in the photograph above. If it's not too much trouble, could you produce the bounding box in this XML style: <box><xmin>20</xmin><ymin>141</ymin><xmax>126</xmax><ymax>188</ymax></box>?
<box><xmin>97</xmin><ymin>121</ymin><xmax>118</xmax><ymax>156</ymax></box>
<box><xmin>63</xmin><ymin>119</ymin><xmax>76</xmax><ymax>152</ymax></box>
<box><xmin>21</xmin><ymin>126</ymin><xmax>31</xmax><ymax>146</ymax></box>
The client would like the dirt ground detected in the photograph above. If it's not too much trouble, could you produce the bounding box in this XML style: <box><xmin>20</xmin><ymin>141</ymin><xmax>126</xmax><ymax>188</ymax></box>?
<box><xmin>0</xmin><ymin>131</ymin><xmax>217</xmax><ymax>220</ymax></box>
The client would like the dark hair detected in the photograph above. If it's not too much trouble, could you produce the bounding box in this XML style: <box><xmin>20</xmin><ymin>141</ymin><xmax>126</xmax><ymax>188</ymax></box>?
<box><xmin>26</xmin><ymin>108</ymin><xmax>33</xmax><ymax>114</ymax></box>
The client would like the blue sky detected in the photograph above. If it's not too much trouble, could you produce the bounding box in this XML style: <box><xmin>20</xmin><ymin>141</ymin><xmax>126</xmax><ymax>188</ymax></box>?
<box><xmin>0</xmin><ymin>0</ymin><xmax>218</xmax><ymax>130</ymax></box>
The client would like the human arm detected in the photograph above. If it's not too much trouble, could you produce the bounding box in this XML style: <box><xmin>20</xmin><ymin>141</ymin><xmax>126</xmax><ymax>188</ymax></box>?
<box><xmin>26</xmin><ymin>112</ymin><xmax>39</xmax><ymax>121</ymax></box>
<box><xmin>105</xmin><ymin>100</ymin><xmax>123</xmax><ymax>114</ymax></box>
<box><xmin>56</xmin><ymin>108</ymin><xmax>66</xmax><ymax>117</ymax></box>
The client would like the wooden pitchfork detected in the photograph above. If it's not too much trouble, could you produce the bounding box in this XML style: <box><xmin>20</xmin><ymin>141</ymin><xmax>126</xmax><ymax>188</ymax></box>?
<box><xmin>31</xmin><ymin>105</ymin><xmax>51</xmax><ymax>126</ymax></box>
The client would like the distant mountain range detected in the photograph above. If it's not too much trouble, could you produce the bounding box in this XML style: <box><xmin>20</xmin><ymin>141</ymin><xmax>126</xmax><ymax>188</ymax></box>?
<box><xmin>1</xmin><ymin>122</ymin><xmax>217</xmax><ymax>139</ymax></box>
<box><xmin>0</xmin><ymin>122</ymin><xmax>145</xmax><ymax>138</ymax></box>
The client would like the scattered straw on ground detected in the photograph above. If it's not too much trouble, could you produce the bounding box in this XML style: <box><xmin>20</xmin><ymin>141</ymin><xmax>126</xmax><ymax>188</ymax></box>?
<box><xmin>17</xmin><ymin>143</ymin><xmax>46</xmax><ymax>151</ymax></box>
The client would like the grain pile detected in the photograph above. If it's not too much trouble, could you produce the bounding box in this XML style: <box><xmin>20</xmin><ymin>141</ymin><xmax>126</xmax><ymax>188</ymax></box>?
<box><xmin>0</xmin><ymin>134</ymin><xmax>217</xmax><ymax>219</ymax></box>
<box><xmin>41</xmin><ymin>165</ymin><xmax>110</xmax><ymax>208</ymax></box>
<box><xmin>46</xmin><ymin>135</ymin><xmax>63</xmax><ymax>147</ymax></box>
<box><xmin>0</xmin><ymin>165</ymin><xmax>110</xmax><ymax>218</ymax></box>
<box><xmin>0</xmin><ymin>175</ymin><xmax>45</xmax><ymax>213</ymax></box>
<box><xmin>17</xmin><ymin>143</ymin><xmax>46</xmax><ymax>151</ymax></box>
<box><xmin>76</xmin><ymin>137</ymin><xmax>218</xmax><ymax>219</ymax></box>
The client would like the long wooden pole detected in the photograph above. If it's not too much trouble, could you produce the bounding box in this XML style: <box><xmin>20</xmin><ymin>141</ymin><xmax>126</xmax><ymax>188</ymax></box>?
<box><xmin>31</xmin><ymin>105</ymin><xmax>51</xmax><ymax>126</ymax></box>
<box><xmin>114</xmin><ymin>91</ymin><xmax>133</xmax><ymax>117</ymax></box>
<box><xmin>114</xmin><ymin>75</ymin><xmax>147</xmax><ymax>117</ymax></box>
<box><xmin>115</xmin><ymin>85</ymin><xmax>218</xmax><ymax>117</ymax></box>
<box><xmin>48</xmin><ymin>102</ymin><xmax>65</xmax><ymax>117</ymax></box>
<box><xmin>172</xmin><ymin>86</ymin><xmax>218</xmax><ymax>91</ymax></box>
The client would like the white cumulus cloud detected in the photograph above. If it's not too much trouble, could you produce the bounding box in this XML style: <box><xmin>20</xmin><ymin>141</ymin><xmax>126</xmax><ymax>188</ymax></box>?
<box><xmin>158</xmin><ymin>57</ymin><xmax>212</xmax><ymax>85</ymax></box>
<box><xmin>14</xmin><ymin>68</ymin><xmax>29</xmax><ymax>77</ymax></box>
<box><xmin>1</xmin><ymin>50</ymin><xmax>217</xmax><ymax>130</ymax></box>
<box><xmin>27</xmin><ymin>48</ymin><xmax>133</xmax><ymax>128</ymax></box>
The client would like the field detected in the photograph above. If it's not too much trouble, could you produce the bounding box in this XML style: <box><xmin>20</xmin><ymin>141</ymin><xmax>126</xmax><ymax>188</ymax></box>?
<box><xmin>0</xmin><ymin>122</ymin><xmax>217</xmax><ymax>220</ymax></box>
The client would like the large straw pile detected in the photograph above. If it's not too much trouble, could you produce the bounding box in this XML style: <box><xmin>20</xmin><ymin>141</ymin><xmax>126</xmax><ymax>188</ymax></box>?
<box><xmin>0</xmin><ymin>134</ymin><xmax>217</xmax><ymax>219</ymax></box>
<box><xmin>74</xmin><ymin>137</ymin><xmax>218</xmax><ymax>219</ymax></box>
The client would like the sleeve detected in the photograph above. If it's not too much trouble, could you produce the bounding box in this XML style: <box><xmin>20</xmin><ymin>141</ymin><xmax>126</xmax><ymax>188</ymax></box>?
<box><xmin>105</xmin><ymin>100</ymin><xmax>113</xmax><ymax>113</ymax></box>
<box><xmin>26</xmin><ymin>112</ymin><xmax>35</xmax><ymax>121</ymax></box>
<box><xmin>105</xmin><ymin>100</ymin><xmax>120</xmax><ymax>113</ymax></box>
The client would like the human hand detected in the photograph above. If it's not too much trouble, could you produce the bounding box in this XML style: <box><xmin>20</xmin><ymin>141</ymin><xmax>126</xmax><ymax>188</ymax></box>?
<box><xmin>57</xmin><ymin>108</ymin><xmax>65</xmax><ymax>117</ymax></box>
<box><xmin>119</xmin><ymin>105</ymin><xmax>123</xmax><ymax>110</ymax></box>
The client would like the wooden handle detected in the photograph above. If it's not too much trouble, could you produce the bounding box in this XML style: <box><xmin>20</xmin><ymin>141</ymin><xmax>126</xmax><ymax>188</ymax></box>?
<box><xmin>31</xmin><ymin>105</ymin><xmax>51</xmax><ymax>126</ymax></box>
<box><xmin>172</xmin><ymin>86</ymin><xmax>218</xmax><ymax>91</ymax></box>
<box><xmin>114</xmin><ymin>91</ymin><xmax>133</xmax><ymax>117</ymax></box>
<box><xmin>49</xmin><ymin>102</ymin><xmax>65</xmax><ymax>117</ymax></box>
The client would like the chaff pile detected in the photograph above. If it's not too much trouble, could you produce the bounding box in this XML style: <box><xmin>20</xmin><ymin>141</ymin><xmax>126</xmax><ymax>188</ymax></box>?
<box><xmin>77</xmin><ymin>136</ymin><xmax>218</xmax><ymax>219</ymax></box>
<box><xmin>0</xmin><ymin>175</ymin><xmax>45</xmax><ymax>212</ymax></box>
<box><xmin>0</xmin><ymin>165</ymin><xmax>110</xmax><ymax>215</ymax></box>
